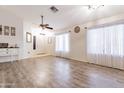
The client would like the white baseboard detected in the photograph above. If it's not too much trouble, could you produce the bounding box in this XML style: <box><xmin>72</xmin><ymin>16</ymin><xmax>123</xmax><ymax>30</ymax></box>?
<box><xmin>31</xmin><ymin>53</ymin><xmax>51</xmax><ymax>58</ymax></box>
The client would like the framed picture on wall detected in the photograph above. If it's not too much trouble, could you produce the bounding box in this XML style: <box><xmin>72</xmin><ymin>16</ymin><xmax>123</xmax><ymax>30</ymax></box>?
<box><xmin>0</xmin><ymin>25</ymin><xmax>2</xmax><ymax>35</ymax></box>
<box><xmin>26</xmin><ymin>32</ymin><xmax>32</xmax><ymax>43</ymax></box>
<box><xmin>11</xmin><ymin>27</ymin><xmax>16</xmax><ymax>36</ymax></box>
<box><xmin>4</xmin><ymin>26</ymin><xmax>9</xmax><ymax>36</ymax></box>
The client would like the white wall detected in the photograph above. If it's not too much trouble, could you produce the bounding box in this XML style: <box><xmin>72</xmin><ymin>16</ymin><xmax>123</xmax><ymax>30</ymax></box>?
<box><xmin>53</xmin><ymin>13</ymin><xmax>124</xmax><ymax>62</ymax></box>
<box><xmin>0</xmin><ymin>8</ymin><xmax>23</xmax><ymax>59</ymax></box>
<box><xmin>70</xmin><ymin>27</ymin><xmax>87</xmax><ymax>62</ymax></box>
<box><xmin>21</xmin><ymin>21</ymin><xmax>33</xmax><ymax>59</ymax></box>
<box><xmin>53</xmin><ymin>27</ymin><xmax>87</xmax><ymax>62</ymax></box>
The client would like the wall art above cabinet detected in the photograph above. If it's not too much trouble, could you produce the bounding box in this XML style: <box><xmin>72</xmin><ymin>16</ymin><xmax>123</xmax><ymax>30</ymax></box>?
<box><xmin>0</xmin><ymin>25</ymin><xmax>16</xmax><ymax>36</ymax></box>
<box><xmin>4</xmin><ymin>26</ymin><xmax>9</xmax><ymax>36</ymax></box>
<box><xmin>0</xmin><ymin>25</ymin><xmax>2</xmax><ymax>35</ymax></box>
<box><xmin>11</xmin><ymin>27</ymin><xmax>16</xmax><ymax>36</ymax></box>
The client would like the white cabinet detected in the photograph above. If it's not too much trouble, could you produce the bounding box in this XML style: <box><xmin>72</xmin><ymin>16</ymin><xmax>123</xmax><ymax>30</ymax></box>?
<box><xmin>0</xmin><ymin>48</ymin><xmax>19</xmax><ymax>62</ymax></box>
<box><xmin>0</xmin><ymin>49</ymin><xmax>8</xmax><ymax>57</ymax></box>
<box><xmin>8</xmin><ymin>49</ymin><xmax>18</xmax><ymax>56</ymax></box>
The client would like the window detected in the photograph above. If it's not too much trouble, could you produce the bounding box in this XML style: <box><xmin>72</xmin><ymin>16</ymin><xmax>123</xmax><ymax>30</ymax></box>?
<box><xmin>55</xmin><ymin>33</ymin><xmax>69</xmax><ymax>52</ymax></box>
<box><xmin>87</xmin><ymin>24</ymin><xmax>124</xmax><ymax>56</ymax></box>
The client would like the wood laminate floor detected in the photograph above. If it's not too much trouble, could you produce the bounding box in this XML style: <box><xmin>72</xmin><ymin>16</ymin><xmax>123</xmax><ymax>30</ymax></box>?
<box><xmin>0</xmin><ymin>56</ymin><xmax>124</xmax><ymax>88</ymax></box>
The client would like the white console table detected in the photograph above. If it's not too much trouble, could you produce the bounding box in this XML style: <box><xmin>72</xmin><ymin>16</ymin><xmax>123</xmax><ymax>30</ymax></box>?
<box><xmin>0</xmin><ymin>48</ymin><xmax>19</xmax><ymax>63</ymax></box>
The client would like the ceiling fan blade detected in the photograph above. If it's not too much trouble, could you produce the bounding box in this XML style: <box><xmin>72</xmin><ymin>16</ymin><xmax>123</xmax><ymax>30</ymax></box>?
<box><xmin>46</xmin><ymin>26</ymin><xmax>53</xmax><ymax>30</ymax></box>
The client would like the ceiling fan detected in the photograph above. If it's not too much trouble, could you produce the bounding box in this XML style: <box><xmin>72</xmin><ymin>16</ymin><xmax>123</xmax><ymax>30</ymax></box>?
<box><xmin>39</xmin><ymin>16</ymin><xmax>53</xmax><ymax>30</ymax></box>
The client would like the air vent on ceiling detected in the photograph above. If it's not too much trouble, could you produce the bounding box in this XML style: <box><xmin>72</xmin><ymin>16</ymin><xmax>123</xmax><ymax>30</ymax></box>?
<box><xmin>50</xmin><ymin>6</ymin><xmax>59</xmax><ymax>13</ymax></box>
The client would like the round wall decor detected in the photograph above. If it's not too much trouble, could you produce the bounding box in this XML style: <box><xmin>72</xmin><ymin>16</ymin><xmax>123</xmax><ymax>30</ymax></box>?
<box><xmin>74</xmin><ymin>26</ymin><xmax>80</xmax><ymax>33</ymax></box>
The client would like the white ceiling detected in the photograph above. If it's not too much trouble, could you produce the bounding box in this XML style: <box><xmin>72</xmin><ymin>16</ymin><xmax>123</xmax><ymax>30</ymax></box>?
<box><xmin>1</xmin><ymin>5</ymin><xmax>124</xmax><ymax>30</ymax></box>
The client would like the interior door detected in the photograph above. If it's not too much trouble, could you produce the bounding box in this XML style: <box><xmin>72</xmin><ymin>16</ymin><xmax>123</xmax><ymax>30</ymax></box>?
<box><xmin>36</xmin><ymin>34</ymin><xmax>45</xmax><ymax>54</ymax></box>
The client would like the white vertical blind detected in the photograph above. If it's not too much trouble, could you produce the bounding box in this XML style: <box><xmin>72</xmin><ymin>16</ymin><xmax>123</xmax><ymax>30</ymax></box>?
<box><xmin>87</xmin><ymin>24</ymin><xmax>124</xmax><ymax>69</ymax></box>
<box><xmin>55</xmin><ymin>33</ymin><xmax>70</xmax><ymax>57</ymax></box>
